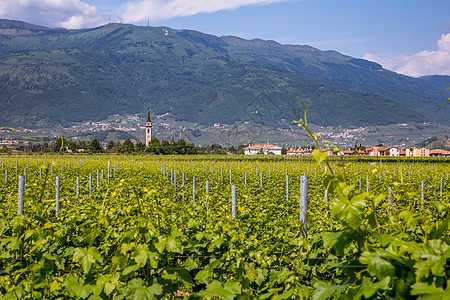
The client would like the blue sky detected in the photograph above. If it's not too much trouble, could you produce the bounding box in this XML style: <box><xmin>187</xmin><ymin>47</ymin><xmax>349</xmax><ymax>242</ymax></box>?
<box><xmin>1</xmin><ymin>0</ymin><xmax>449</xmax><ymax>76</ymax></box>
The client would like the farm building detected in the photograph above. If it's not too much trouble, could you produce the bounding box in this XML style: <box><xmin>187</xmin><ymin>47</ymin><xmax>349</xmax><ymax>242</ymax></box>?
<box><xmin>244</xmin><ymin>144</ymin><xmax>282</xmax><ymax>155</ymax></box>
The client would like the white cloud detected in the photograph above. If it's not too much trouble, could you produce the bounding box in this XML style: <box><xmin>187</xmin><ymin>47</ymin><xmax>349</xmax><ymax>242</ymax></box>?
<box><xmin>0</xmin><ymin>0</ymin><xmax>107</xmax><ymax>29</ymax></box>
<box><xmin>121</xmin><ymin>0</ymin><xmax>291</xmax><ymax>23</ymax></box>
<box><xmin>364</xmin><ymin>33</ymin><xmax>450</xmax><ymax>77</ymax></box>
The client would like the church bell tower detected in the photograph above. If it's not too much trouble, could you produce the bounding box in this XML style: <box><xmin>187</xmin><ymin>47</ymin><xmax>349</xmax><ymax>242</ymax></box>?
<box><xmin>145</xmin><ymin>110</ymin><xmax>153</xmax><ymax>146</ymax></box>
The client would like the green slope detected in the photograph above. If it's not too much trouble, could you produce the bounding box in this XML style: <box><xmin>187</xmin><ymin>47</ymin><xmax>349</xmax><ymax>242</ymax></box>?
<box><xmin>220</xmin><ymin>36</ymin><xmax>449</xmax><ymax>125</ymax></box>
<box><xmin>0</xmin><ymin>20</ymin><xmax>432</xmax><ymax>129</ymax></box>
<box><xmin>420</xmin><ymin>75</ymin><xmax>450</xmax><ymax>88</ymax></box>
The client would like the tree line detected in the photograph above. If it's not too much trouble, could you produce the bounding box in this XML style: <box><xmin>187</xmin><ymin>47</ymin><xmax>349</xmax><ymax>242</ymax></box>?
<box><xmin>6</xmin><ymin>137</ymin><xmax>251</xmax><ymax>155</ymax></box>
<box><xmin>56</xmin><ymin>137</ymin><xmax>198</xmax><ymax>154</ymax></box>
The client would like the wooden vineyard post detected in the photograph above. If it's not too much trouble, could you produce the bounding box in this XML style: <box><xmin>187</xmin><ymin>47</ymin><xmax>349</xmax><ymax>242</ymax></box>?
<box><xmin>286</xmin><ymin>174</ymin><xmax>289</xmax><ymax>201</ymax></box>
<box><xmin>108</xmin><ymin>161</ymin><xmax>110</xmax><ymax>183</ymax></box>
<box><xmin>421</xmin><ymin>180</ymin><xmax>424</xmax><ymax>209</ymax></box>
<box><xmin>359</xmin><ymin>174</ymin><xmax>361</xmax><ymax>190</ymax></box>
<box><xmin>174</xmin><ymin>170</ymin><xmax>177</xmax><ymax>189</ymax></box>
<box><xmin>182</xmin><ymin>172</ymin><xmax>185</xmax><ymax>199</ymax></box>
<box><xmin>206</xmin><ymin>180</ymin><xmax>210</xmax><ymax>210</ymax></box>
<box><xmin>260</xmin><ymin>172</ymin><xmax>263</xmax><ymax>188</ymax></box>
<box><xmin>232</xmin><ymin>185</ymin><xmax>236</xmax><ymax>220</ymax></box>
<box><xmin>193</xmin><ymin>176</ymin><xmax>196</xmax><ymax>203</ymax></box>
<box><xmin>388</xmin><ymin>186</ymin><xmax>392</xmax><ymax>215</ymax></box>
<box><xmin>56</xmin><ymin>176</ymin><xmax>60</xmax><ymax>216</ymax></box>
<box><xmin>76</xmin><ymin>176</ymin><xmax>80</xmax><ymax>204</ymax></box>
<box><xmin>18</xmin><ymin>175</ymin><xmax>25</xmax><ymax>216</ymax></box>
<box><xmin>300</xmin><ymin>174</ymin><xmax>308</xmax><ymax>238</ymax></box>
<box><xmin>89</xmin><ymin>173</ymin><xmax>92</xmax><ymax>196</ymax></box>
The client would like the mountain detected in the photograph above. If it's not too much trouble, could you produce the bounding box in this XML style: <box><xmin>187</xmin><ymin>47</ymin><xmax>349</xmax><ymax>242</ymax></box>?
<box><xmin>0</xmin><ymin>19</ymin><xmax>447</xmax><ymax>130</ymax></box>
<box><xmin>220</xmin><ymin>36</ymin><xmax>449</xmax><ymax>125</ymax></box>
<box><xmin>420</xmin><ymin>75</ymin><xmax>450</xmax><ymax>89</ymax></box>
<box><xmin>415</xmin><ymin>136</ymin><xmax>450</xmax><ymax>150</ymax></box>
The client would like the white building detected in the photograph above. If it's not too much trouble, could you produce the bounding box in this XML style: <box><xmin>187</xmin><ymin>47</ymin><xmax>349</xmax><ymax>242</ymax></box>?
<box><xmin>388</xmin><ymin>147</ymin><xmax>400</xmax><ymax>156</ymax></box>
<box><xmin>244</xmin><ymin>144</ymin><xmax>282</xmax><ymax>155</ymax></box>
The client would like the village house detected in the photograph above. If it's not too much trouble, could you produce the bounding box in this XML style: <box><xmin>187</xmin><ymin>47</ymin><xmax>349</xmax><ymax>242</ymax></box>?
<box><xmin>244</xmin><ymin>144</ymin><xmax>282</xmax><ymax>155</ymax></box>
<box><xmin>405</xmin><ymin>148</ymin><xmax>413</xmax><ymax>156</ymax></box>
<box><xmin>364</xmin><ymin>146</ymin><xmax>384</xmax><ymax>156</ymax></box>
<box><xmin>387</xmin><ymin>147</ymin><xmax>400</xmax><ymax>156</ymax></box>
<box><xmin>429</xmin><ymin>149</ymin><xmax>450</xmax><ymax>157</ymax></box>
<box><xmin>340</xmin><ymin>150</ymin><xmax>354</xmax><ymax>156</ymax></box>
<box><xmin>252</xmin><ymin>143</ymin><xmax>446</xmax><ymax>157</ymax></box>
<box><xmin>362</xmin><ymin>146</ymin><xmax>400</xmax><ymax>156</ymax></box>
<box><xmin>286</xmin><ymin>148</ymin><xmax>313</xmax><ymax>156</ymax></box>
<box><xmin>378</xmin><ymin>146</ymin><xmax>392</xmax><ymax>156</ymax></box>
<box><xmin>406</xmin><ymin>147</ymin><xmax>430</xmax><ymax>157</ymax></box>
<box><xmin>320</xmin><ymin>148</ymin><xmax>334</xmax><ymax>156</ymax></box>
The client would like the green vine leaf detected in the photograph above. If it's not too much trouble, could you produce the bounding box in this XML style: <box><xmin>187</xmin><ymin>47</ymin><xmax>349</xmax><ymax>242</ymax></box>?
<box><xmin>360</xmin><ymin>252</ymin><xmax>395</xmax><ymax>279</ymax></box>
<box><xmin>73</xmin><ymin>247</ymin><xmax>101</xmax><ymax>274</ymax></box>
<box><xmin>330</xmin><ymin>193</ymin><xmax>366</xmax><ymax>229</ymax></box>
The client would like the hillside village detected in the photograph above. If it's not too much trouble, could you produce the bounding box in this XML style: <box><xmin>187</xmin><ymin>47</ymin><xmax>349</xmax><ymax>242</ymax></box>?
<box><xmin>244</xmin><ymin>144</ymin><xmax>450</xmax><ymax>157</ymax></box>
<box><xmin>1</xmin><ymin>113</ymin><xmax>449</xmax><ymax>156</ymax></box>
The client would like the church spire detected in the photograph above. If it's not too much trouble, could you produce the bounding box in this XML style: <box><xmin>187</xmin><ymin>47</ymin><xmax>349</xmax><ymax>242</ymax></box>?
<box><xmin>145</xmin><ymin>110</ymin><xmax>153</xmax><ymax>147</ymax></box>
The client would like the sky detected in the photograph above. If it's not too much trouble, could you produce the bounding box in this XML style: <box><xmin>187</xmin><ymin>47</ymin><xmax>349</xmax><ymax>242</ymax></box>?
<box><xmin>1</xmin><ymin>0</ymin><xmax>449</xmax><ymax>77</ymax></box>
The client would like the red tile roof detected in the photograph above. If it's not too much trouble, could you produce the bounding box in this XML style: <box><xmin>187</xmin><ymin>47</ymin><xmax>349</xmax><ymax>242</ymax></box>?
<box><xmin>244</xmin><ymin>144</ymin><xmax>278</xmax><ymax>150</ymax></box>
<box><xmin>430</xmin><ymin>149</ymin><xmax>450</xmax><ymax>155</ymax></box>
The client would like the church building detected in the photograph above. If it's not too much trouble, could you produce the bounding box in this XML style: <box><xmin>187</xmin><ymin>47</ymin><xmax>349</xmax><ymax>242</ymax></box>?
<box><xmin>145</xmin><ymin>111</ymin><xmax>153</xmax><ymax>146</ymax></box>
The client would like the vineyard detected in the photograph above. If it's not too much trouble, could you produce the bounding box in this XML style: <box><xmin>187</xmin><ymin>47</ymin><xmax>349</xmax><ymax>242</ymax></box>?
<box><xmin>0</xmin><ymin>155</ymin><xmax>449</xmax><ymax>299</ymax></box>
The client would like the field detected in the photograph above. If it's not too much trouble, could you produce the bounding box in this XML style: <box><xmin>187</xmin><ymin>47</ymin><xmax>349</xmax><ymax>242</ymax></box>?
<box><xmin>0</xmin><ymin>155</ymin><xmax>449</xmax><ymax>299</ymax></box>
